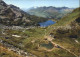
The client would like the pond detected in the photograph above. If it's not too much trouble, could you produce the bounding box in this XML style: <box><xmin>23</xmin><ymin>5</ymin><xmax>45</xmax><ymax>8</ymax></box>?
<box><xmin>39</xmin><ymin>20</ymin><xmax>56</xmax><ymax>27</ymax></box>
<box><xmin>40</xmin><ymin>42</ymin><xmax>54</xmax><ymax>49</ymax></box>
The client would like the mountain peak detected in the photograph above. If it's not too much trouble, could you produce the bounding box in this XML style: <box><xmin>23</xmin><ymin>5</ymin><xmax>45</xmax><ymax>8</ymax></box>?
<box><xmin>0</xmin><ymin>0</ymin><xmax>47</xmax><ymax>26</ymax></box>
<box><xmin>27</xmin><ymin>6</ymin><xmax>74</xmax><ymax>19</ymax></box>
<box><xmin>0</xmin><ymin>0</ymin><xmax>7</xmax><ymax>7</ymax></box>
<box><xmin>33</xmin><ymin>6</ymin><xmax>38</xmax><ymax>8</ymax></box>
<box><xmin>9</xmin><ymin>4</ymin><xmax>20</xmax><ymax>9</ymax></box>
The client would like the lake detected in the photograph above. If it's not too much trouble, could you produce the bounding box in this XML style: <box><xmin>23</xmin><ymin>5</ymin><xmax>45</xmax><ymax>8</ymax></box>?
<box><xmin>40</xmin><ymin>42</ymin><xmax>54</xmax><ymax>49</ymax></box>
<box><xmin>39</xmin><ymin>20</ymin><xmax>56</xmax><ymax>27</ymax></box>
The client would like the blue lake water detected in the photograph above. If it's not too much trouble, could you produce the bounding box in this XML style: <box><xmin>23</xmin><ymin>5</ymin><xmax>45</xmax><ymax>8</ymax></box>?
<box><xmin>39</xmin><ymin>20</ymin><xmax>56</xmax><ymax>27</ymax></box>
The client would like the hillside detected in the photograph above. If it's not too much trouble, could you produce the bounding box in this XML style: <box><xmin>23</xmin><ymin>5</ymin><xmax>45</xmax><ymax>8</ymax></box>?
<box><xmin>0</xmin><ymin>7</ymin><xmax>80</xmax><ymax>57</ymax></box>
<box><xmin>53</xmin><ymin>7</ymin><xmax>80</xmax><ymax>26</ymax></box>
<box><xmin>27</xmin><ymin>6</ymin><xmax>74</xmax><ymax>19</ymax></box>
<box><xmin>47</xmin><ymin>7</ymin><xmax>80</xmax><ymax>57</ymax></box>
<box><xmin>0</xmin><ymin>43</ymin><xmax>22</xmax><ymax>57</ymax></box>
<box><xmin>0</xmin><ymin>0</ymin><xmax>80</xmax><ymax>57</ymax></box>
<box><xmin>47</xmin><ymin>7</ymin><xmax>80</xmax><ymax>39</ymax></box>
<box><xmin>0</xmin><ymin>0</ymin><xmax>47</xmax><ymax>26</ymax></box>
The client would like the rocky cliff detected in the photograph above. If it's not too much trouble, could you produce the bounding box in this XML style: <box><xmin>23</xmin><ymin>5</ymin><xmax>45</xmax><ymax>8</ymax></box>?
<box><xmin>0</xmin><ymin>0</ymin><xmax>47</xmax><ymax>26</ymax></box>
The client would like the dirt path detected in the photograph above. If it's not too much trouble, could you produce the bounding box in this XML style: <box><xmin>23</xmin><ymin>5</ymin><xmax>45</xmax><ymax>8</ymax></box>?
<box><xmin>45</xmin><ymin>36</ymin><xmax>78</xmax><ymax>57</ymax></box>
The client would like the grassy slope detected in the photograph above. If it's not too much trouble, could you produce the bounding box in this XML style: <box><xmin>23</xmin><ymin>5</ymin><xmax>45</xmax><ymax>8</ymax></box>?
<box><xmin>47</xmin><ymin>7</ymin><xmax>80</xmax><ymax>56</ymax></box>
<box><xmin>0</xmin><ymin>8</ymin><xmax>80</xmax><ymax>57</ymax></box>
<box><xmin>53</xmin><ymin>7</ymin><xmax>80</xmax><ymax>26</ymax></box>
<box><xmin>0</xmin><ymin>28</ymin><xmax>76</xmax><ymax>57</ymax></box>
<box><xmin>47</xmin><ymin>7</ymin><xmax>80</xmax><ymax>34</ymax></box>
<box><xmin>0</xmin><ymin>43</ymin><xmax>22</xmax><ymax>57</ymax></box>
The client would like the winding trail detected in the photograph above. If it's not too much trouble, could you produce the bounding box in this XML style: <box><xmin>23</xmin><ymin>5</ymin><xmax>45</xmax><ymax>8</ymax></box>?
<box><xmin>46</xmin><ymin>36</ymin><xmax>78</xmax><ymax>57</ymax></box>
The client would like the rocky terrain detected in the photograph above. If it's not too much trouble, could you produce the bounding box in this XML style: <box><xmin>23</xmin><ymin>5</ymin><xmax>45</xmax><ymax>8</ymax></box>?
<box><xmin>0</xmin><ymin>0</ymin><xmax>47</xmax><ymax>26</ymax></box>
<box><xmin>0</xmin><ymin>0</ymin><xmax>80</xmax><ymax>57</ymax></box>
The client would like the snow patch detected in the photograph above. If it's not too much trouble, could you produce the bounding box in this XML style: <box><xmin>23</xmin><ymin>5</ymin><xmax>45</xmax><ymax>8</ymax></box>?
<box><xmin>12</xmin><ymin>35</ymin><xmax>21</xmax><ymax>37</ymax></box>
<box><xmin>75</xmin><ymin>40</ymin><xmax>79</xmax><ymax>43</ymax></box>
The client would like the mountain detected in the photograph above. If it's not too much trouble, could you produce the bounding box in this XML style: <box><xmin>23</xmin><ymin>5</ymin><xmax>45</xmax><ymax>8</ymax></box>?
<box><xmin>0</xmin><ymin>0</ymin><xmax>80</xmax><ymax>57</ymax></box>
<box><xmin>0</xmin><ymin>0</ymin><xmax>47</xmax><ymax>26</ymax></box>
<box><xmin>53</xmin><ymin>7</ymin><xmax>80</xmax><ymax>26</ymax></box>
<box><xmin>46</xmin><ymin>7</ymin><xmax>80</xmax><ymax>57</ymax></box>
<box><xmin>0</xmin><ymin>2</ymin><xmax>80</xmax><ymax>56</ymax></box>
<box><xmin>48</xmin><ymin>7</ymin><xmax>80</xmax><ymax>34</ymax></box>
<box><xmin>26</xmin><ymin>6</ymin><xmax>74</xmax><ymax>19</ymax></box>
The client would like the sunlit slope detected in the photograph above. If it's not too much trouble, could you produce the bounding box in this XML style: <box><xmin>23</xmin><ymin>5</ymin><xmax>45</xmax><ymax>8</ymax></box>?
<box><xmin>53</xmin><ymin>7</ymin><xmax>80</xmax><ymax>26</ymax></box>
<box><xmin>46</xmin><ymin>7</ymin><xmax>80</xmax><ymax>57</ymax></box>
<box><xmin>0</xmin><ymin>43</ymin><xmax>22</xmax><ymax>57</ymax></box>
<box><xmin>47</xmin><ymin>7</ymin><xmax>80</xmax><ymax>33</ymax></box>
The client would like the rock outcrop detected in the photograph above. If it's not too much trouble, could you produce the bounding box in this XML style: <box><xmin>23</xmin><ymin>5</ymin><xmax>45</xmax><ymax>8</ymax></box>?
<box><xmin>0</xmin><ymin>0</ymin><xmax>47</xmax><ymax>26</ymax></box>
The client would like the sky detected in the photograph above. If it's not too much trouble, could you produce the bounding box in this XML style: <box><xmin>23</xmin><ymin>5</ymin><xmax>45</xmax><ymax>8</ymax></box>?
<box><xmin>3</xmin><ymin>0</ymin><xmax>79</xmax><ymax>9</ymax></box>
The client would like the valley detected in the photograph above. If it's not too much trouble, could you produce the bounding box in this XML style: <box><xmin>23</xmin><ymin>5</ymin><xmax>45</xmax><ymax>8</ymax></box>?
<box><xmin>0</xmin><ymin>0</ymin><xmax>80</xmax><ymax>57</ymax></box>
<box><xmin>0</xmin><ymin>26</ymin><xmax>78</xmax><ymax>57</ymax></box>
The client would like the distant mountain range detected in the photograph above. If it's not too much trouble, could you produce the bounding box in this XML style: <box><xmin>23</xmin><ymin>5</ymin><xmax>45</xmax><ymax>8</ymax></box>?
<box><xmin>26</xmin><ymin>6</ymin><xmax>74</xmax><ymax>19</ymax></box>
<box><xmin>0</xmin><ymin>0</ymin><xmax>47</xmax><ymax>26</ymax></box>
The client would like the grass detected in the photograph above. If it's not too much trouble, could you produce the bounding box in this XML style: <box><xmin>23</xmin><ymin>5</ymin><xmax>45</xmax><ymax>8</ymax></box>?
<box><xmin>53</xmin><ymin>8</ymin><xmax>80</xmax><ymax>26</ymax></box>
<box><xmin>46</xmin><ymin>8</ymin><xmax>80</xmax><ymax>34</ymax></box>
<box><xmin>52</xmin><ymin>37</ymin><xmax>80</xmax><ymax>56</ymax></box>
<box><xmin>0</xmin><ymin>8</ymin><xmax>80</xmax><ymax>57</ymax></box>
<box><xmin>0</xmin><ymin>43</ymin><xmax>22</xmax><ymax>57</ymax></box>
<box><xmin>0</xmin><ymin>27</ymin><xmax>77</xmax><ymax>57</ymax></box>
<box><xmin>45</xmin><ymin>7</ymin><xmax>80</xmax><ymax>57</ymax></box>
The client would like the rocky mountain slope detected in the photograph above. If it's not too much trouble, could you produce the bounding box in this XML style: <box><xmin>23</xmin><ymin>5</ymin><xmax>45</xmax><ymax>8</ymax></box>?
<box><xmin>47</xmin><ymin>7</ymin><xmax>80</xmax><ymax>57</ymax></box>
<box><xmin>47</xmin><ymin>7</ymin><xmax>80</xmax><ymax>36</ymax></box>
<box><xmin>0</xmin><ymin>0</ymin><xmax>80</xmax><ymax>57</ymax></box>
<box><xmin>0</xmin><ymin>0</ymin><xmax>47</xmax><ymax>26</ymax></box>
<box><xmin>0</xmin><ymin>2</ymin><xmax>80</xmax><ymax>56</ymax></box>
<box><xmin>0</xmin><ymin>43</ymin><xmax>22</xmax><ymax>57</ymax></box>
<box><xmin>27</xmin><ymin>6</ymin><xmax>74</xmax><ymax>19</ymax></box>
<box><xmin>53</xmin><ymin>7</ymin><xmax>80</xmax><ymax>26</ymax></box>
